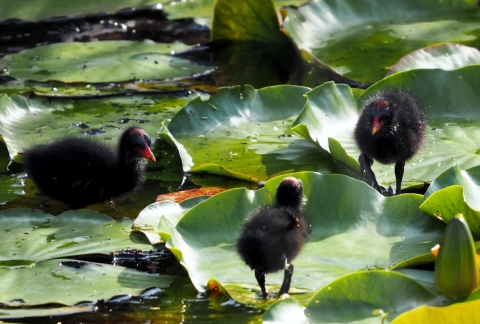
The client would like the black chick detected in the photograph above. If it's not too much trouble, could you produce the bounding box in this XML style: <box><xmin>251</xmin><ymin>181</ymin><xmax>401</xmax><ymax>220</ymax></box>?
<box><xmin>23</xmin><ymin>127</ymin><xmax>156</xmax><ymax>208</ymax></box>
<box><xmin>237</xmin><ymin>177</ymin><xmax>308</xmax><ymax>298</ymax></box>
<box><xmin>354</xmin><ymin>90</ymin><xmax>426</xmax><ymax>195</ymax></box>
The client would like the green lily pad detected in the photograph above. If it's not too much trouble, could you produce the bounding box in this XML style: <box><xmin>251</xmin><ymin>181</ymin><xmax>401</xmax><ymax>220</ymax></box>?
<box><xmin>0</xmin><ymin>208</ymin><xmax>151</xmax><ymax>262</ymax></box>
<box><xmin>166</xmin><ymin>84</ymin><xmax>351</xmax><ymax>180</ymax></box>
<box><xmin>0</xmin><ymin>91</ymin><xmax>192</xmax><ymax>159</ymax></box>
<box><xmin>292</xmin><ymin>81</ymin><xmax>360</xmax><ymax>172</ymax></box>
<box><xmin>0</xmin><ymin>174</ymin><xmax>23</xmax><ymax>204</ymax></box>
<box><xmin>157</xmin><ymin>172</ymin><xmax>444</xmax><ymax>304</ymax></box>
<box><xmin>0</xmin><ymin>305</ymin><xmax>94</xmax><ymax>321</ymax></box>
<box><xmin>388</xmin><ymin>43</ymin><xmax>480</xmax><ymax>75</ymax></box>
<box><xmin>0</xmin><ymin>258</ymin><xmax>172</xmax><ymax>306</ymax></box>
<box><xmin>212</xmin><ymin>0</ymin><xmax>283</xmax><ymax>42</ymax></box>
<box><xmin>133</xmin><ymin>197</ymin><xmax>208</xmax><ymax>245</ymax></box>
<box><xmin>420</xmin><ymin>165</ymin><xmax>480</xmax><ymax>233</ymax></box>
<box><xmin>293</xmin><ymin>67</ymin><xmax>480</xmax><ymax>190</ymax></box>
<box><xmin>305</xmin><ymin>271</ymin><xmax>446</xmax><ymax>323</ymax></box>
<box><xmin>283</xmin><ymin>0</ymin><xmax>480</xmax><ymax>83</ymax></box>
<box><xmin>2</xmin><ymin>41</ymin><xmax>212</xmax><ymax>83</ymax></box>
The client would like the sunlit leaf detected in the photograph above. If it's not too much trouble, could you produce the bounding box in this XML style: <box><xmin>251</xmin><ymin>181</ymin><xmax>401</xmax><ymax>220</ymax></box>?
<box><xmin>388</xmin><ymin>43</ymin><xmax>480</xmax><ymax>75</ymax></box>
<box><xmin>283</xmin><ymin>0</ymin><xmax>480</xmax><ymax>82</ymax></box>
<box><xmin>293</xmin><ymin>67</ymin><xmax>480</xmax><ymax>190</ymax></box>
<box><xmin>305</xmin><ymin>271</ymin><xmax>446</xmax><ymax>323</ymax></box>
<box><xmin>391</xmin><ymin>298</ymin><xmax>480</xmax><ymax>324</ymax></box>
<box><xmin>0</xmin><ymin>208</ymin><xmax>151</xmax><ymax>262</ymax></box>
<box><xmin>0</xmin><ymin>259</ymin><xmax>172</xmax><ymax>306</ymax></box>
<box><xmin>420</xmin><ymin>165</ymin><xmax>480</xmax><ymax>234</ymax></box>
<box><xmin>157</xmin><ymin>172</ymin><xmax>444</xmax><ymax>305</ymax></box>
<box><xmin>3</xmin><ymin>41</ymin><xmax>212</xmax><ymax>83</ymax></box>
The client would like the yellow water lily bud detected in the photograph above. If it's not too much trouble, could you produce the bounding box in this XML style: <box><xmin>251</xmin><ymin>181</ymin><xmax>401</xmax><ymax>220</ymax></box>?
<box><xmin>434</xmin><ymin>214</ymin><xmax>478</xmax><ymax>299</ymax></box>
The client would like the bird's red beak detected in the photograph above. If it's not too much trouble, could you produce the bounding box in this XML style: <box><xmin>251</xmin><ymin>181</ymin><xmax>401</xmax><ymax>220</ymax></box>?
<box><xmin>143</xmin><ymin>144</ymin><xmax>156</xmax><ymax>162</ymax></box>
<box><xmin>372</xmin><ymin>115</ymin><xmax>384</xmax><ymax>135</ymax></box>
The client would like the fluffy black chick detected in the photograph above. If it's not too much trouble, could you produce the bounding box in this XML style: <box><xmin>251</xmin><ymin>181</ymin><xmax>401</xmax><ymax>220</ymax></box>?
<box><xmin>237</xmin><ymin>177</ymin><xmax>308</xmax><ymax>298</ymax></box>
<box><xmin>23</xmin><ymin>127</ymin><xmax>156</xmax><ymax>208</ymax></box>
<box><xmin>354</xmin><ymin>90</ymin><xmax>426</xmax><ymax>194</ymax></box>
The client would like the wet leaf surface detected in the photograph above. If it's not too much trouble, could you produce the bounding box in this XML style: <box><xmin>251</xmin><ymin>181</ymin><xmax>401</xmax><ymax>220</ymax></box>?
<box><xmin>157</xmin><ymin>172</ymin><xmax>445</xmax><ymax>307</ymax></box>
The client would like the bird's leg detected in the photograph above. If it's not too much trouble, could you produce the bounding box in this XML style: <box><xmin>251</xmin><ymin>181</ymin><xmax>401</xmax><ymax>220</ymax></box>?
<box><xmin>394</xmin><ymin>160</ymin><xmax>405</xmax><ymax>195</ymax></box>
<box><xmin>278</xmin><ymin>262</ymin><xmax>294</xmax><ymax>297</ymax></box>
<box><xmin>359</xmin><ymin>154</ymin><xmax>381</xmax><ymax>193</ymax></box>
<box><xmin>255</xmin><ymin>269</ymin><xmax>268</xmax><ymax>299</ymax></box>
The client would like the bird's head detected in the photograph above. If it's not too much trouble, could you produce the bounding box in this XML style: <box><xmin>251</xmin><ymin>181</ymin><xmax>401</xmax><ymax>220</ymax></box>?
<box><xmin>123</xmin><ymin>127</ymin><xmax>156</xmax><ymax>162</ymax></box>
<box><xmin>367</xmin><ymin>99</ymin><xmax>392</xmax><ymax>135</ymax></box>
<box><xmin>276</xmin><ymin>177</ymin><xmax>303</xmax><ymax>209</ymax></box>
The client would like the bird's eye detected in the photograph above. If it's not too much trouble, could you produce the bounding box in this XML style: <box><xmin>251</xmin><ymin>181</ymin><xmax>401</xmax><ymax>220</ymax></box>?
<box><xmin>368</xmin><ymin>106</ymin><xmax>376</xmax><ymax>117</ymax></box>
<box><xmin>143</xmin><ymin>134</ymin><xmax>151</xmax><ymax>146</ymax></box>
<box><xmin>378</xmin><ymin>108</ymin><xmax>390</xmax><ymax>120</ymax></box>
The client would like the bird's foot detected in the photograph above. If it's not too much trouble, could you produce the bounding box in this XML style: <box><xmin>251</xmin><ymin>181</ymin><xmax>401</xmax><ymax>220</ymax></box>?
<box><xmin>278</xmin><ymin>292</ymin><xmax>290</xmax><ymax>299</ymax></box>
<box><xmin>379</xmin><ymin>185</ymin><xmax>395</xmax><ymax>196</ymax></box>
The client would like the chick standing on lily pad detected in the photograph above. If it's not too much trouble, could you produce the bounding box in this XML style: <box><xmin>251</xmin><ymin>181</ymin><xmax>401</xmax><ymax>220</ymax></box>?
<box><xmin>237</xmin><ymin>177</ymin><xmax>308</xmax><ymax>298</ymax></box>
<box><xmin>354</xmin><ymin>90</ymin><xmax>426</xmax><ymax>195</ymax></box>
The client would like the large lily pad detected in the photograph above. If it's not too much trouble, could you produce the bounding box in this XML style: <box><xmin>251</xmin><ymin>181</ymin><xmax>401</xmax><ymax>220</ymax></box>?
<box><xmin>388</xmin><ymin>43</ymin><xmax>480</xmax><ymax>75</ymax></box>
<box><xmin>0</xmin><ymin>259</ymin><xmax>173</xmax><ymax>306</ymax></box>
<box><xmin>292</xmin><ymin>66</ymin><xmax>480</xmax><ymax>190</ymax></box>
<box><xmin>0</xmin><ymin>208</ymin><xmax>151</xmax><ymax>262</ymax></box>
<box><xmin>165</xmin><ymin>85</ymin><xmax>354</xmax><ymax>181</ymax></box>
<box><xmin>157</xmin><ymin>172</ymin><xmax>445</xmax><ymax>303</ymax></box>
<box><xmin>0</xmin><ymin>91</ymin><xmax>192</xmax><ymax>159</ymax></box>
<box><xmin>420</xmin><ymin>165</ymin><xmax>480</xmax><ymax>233</ymax></box>
<box><xmin>305</xmin><ymin>271</ymin><xmax>445</xmax><ymax>323</ymax></box>
<box><xmin>283</xmin><ymin>0</ymin><xmax>480</xmax><ymax>82</ymax></box>
<box><xmin>133</xmin><ymin>197</ymin><xmax>208</xmax><ymax>245</ymax></box>
<box><xmin>2</xmin><ymin>41</ymin><xmax>212</xmax><ymax>83</ymax></box>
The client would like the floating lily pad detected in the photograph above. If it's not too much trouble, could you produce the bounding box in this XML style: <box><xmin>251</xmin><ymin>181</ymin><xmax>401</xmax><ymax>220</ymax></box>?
<box><xmin>0</xmin><ymin>91</ymin><xmax>192</xmax><ymax>159</ymax></box>
<box><xmin>2</xmin><ymin>41</ymin><xmax>212</xmax><ymax>83</ymax></box>
<box><xmin>157</xmin><ymin>172</ymin><xmax>444</xmax><ymax>304</ymax></box>
<box><xmin>283</xmin><ymin>0</ymin><xmax>480</xmax><ymax>82</ymax></box>
<box><xmin>0</xmin><ymin>259</ymin><xmax>173</xmax><ymax>306</ymax></box>
<box><xmin>292</xmin><ymin>66</ymin><xmax>480</xmax><ymax>190</ymax></box>
<box><xmin>420</xmin><ymin>165</ymin><xmax>480</xmax><ymax>234</ymax></box>
<box><xmin>0</xmin><ymin>305</ymin><xmax>94</xmax><ymax>321</ymax></box>
<box><xmin>0</xmin><ymin>208</ymin><xmax>151</xmax><ymax>262</ymax></box>
<box><xmin>165</xmin><ymin>84</ymin><xmax>355</xmax><ymax>181</ymax></box>
<box><xmin>305</xmin><ymin>271</ymin><xmax>446</xmax><ymax>323</ymax></box>
<box><xmin>388</xmin><ymin>43</ymin><xmax>480</xmax><ymax>75</ymax></box>
<box><xmin>0</xmin><ymin>174</ymin><xmax>23</xmax><ymax>204</ymax></box>
<box><xmin>133</xmin><ymin>197</ymin><xmax>208</xmax><ymax>245</ymax></box>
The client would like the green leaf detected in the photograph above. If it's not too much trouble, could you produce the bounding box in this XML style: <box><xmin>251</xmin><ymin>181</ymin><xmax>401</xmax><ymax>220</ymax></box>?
<box><xmin>212</xmin><ymin>0</ymin><xmax>284</xmax><ymax>42</ymax></box>
<box><xmin>292</xmin><ymin>81</ymin><xmax>360</xmax><ymax>171</ymax></box>
<box><xmin>3</xmin><ymin>41</ymin><xmax>210</xmax><ymax>83</ymax></box>
<box><xmin>283</xmin><ymin>0</ymin><xmax>480</xmax><ymax>82</ymax></box>
<box><xmin>158</xmin><ymin>172</ymin><xmax>445</xmax><ymax>304</ymax></box>
<box><xmin>294</xmin><ymin>67</ymin><xmax>480</xmax><ymax>190</ymax></box>
<box><xmin>420</xmin><ymin>165</ymin><xmax>480</xmax><ymax>233</ymax></box>
<box><xmin>0</xmin><ymin>259</ymin><xmax>172</xmax><ymax>306</ymax></box>
<box><xmin>388</xmin><ymin>43</ymin><xmax>480</xmax><ymax>75</ymax></box>
<box><xmin>305</xmin><ymin>271</ymin><xmax>446</xmax><ymax>323</ymax></box>
<box><xmin>133</xmin><ymin>197</ymin><xmax>208</xmax><ymax>245</ymax></box>
<box><xmin>166</xmin><ymin>85</ymin><xmax>352</xmax><ymax>180</ymax></box>
<box><xmin>0</xmin><ymin>92</ymin><xmax>192</xmax><ymax>159</ymax></box>
<box><xmin>0</xmin><ymin>208</ymin><xmax>151</xmax><ymax>262</ymax></box>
